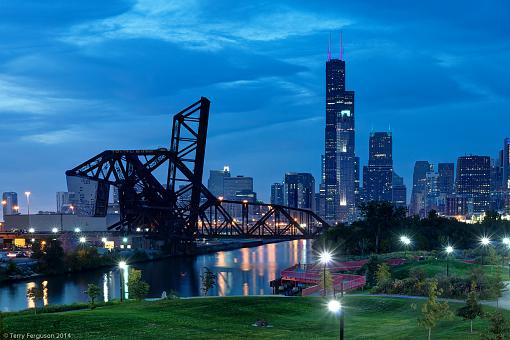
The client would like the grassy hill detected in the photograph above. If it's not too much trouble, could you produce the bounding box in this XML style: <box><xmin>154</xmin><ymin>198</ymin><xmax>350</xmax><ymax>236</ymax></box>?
<box><xmin>2</xmin><ymin>295</ymin><xmax>507</xmax><ymax>339</ymax></box>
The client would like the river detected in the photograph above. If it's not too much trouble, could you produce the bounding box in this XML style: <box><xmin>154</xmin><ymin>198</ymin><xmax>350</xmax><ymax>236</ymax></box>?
<box><xmin>0</xmin><ymin>240</ymin><xmax>313</xmax><ymax>312</ymax></box>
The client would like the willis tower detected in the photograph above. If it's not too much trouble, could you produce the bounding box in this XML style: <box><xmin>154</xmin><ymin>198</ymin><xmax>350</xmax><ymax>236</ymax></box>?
<box><xmin>324</xmin><ymin>34</ymin><xmax>356</xmax><ymax>223</ymax></box>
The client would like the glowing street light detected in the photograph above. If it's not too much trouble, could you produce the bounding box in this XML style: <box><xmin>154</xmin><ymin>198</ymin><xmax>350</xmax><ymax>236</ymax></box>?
<box><xmin>51</xmin><ymin>227</ymin><xmax>59</xmax><ymax>234</ymax></box>
<box><xmin>445</xmin><ymin>245</ymin><xmax>454</xmax><ymax>277</ymax></box>
<box><xmin>79</xmin><ymin>236</ymin><xmax>86</xmax><ymax>243</ymax></box>
<box><xmin>319</xmin><ymin>251</ymin><xmax>333</xmax><ymax>265</ymax></box>
<box><xmin>74</xmin><ymin>227</ymin><xmax>81</xmax><ymax>233</ymax></box>
<box><xmin>101</xmin><ymin>237</ymin><xmax>107</xmax><ymax>243</ymax></box>
<box><xmin>480</xmin><ymin>236</ymin><xmax>491</xmax><ymax>265</ymax></box>
<box><xmin>327</xmin><ymin>299</ymin><xmax>344</xmax><ymax>340</ymax></box>
<box><xmin>503</xmin><ymin>237</ymin><xmax>510</xmax><ymax>246</ymax></box>
<box><xmin>28</xmin><ymin>228</ymin><xmax>35</xmax><ymax>233</ymax></box>
<box><xmin>480</xmin><ymin>236</ymin><xmax>491</xmax><ymax>246</ymax></box>
<box><xmin>319</xmin><ymin>250</ymin><xmax>334</xmax><ymax>296</ymax></box>
<box><xmin>118</xmin><ymin>261</ymin><xmax>127</xmax><ymax>302</ymax></box>
<box><xmin>122</xmin><ymin>237</ymin><xmax>128</xmax><ymax>243</ymax></box>
<box><xmin>399</xmin><ymin>235</ymin><xmax>411</xmax><ymax>257</ymax></box>
<box><xmin>400</xmin><ymin>235</ymin><xmax>411</xmax><ymax>246</ymax></box>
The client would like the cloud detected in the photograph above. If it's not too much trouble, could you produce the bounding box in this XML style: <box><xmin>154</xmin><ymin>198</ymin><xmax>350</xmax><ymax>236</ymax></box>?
<box><xmin>20</xmin><ymin>128</ymin><xmax>85</xmax><ymax>145</ymax></box>
<box><xmin>62</xmin><ymin>0</ymin><xmax>350</xmax><ymax>51</ymax></box>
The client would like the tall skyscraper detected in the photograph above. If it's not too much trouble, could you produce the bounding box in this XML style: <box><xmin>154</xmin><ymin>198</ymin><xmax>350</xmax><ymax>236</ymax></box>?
<box><xmin>324</xmin><ymin>38</ymin><xmax>356</xmax><ymax>222</ymax></box>
<box><xmin>270</xmin><ymin>183</ymin><xmax>285</xmax><ymax>205</ymax></box>
<box><xmin>409</xmin><ymin>161</ymin><xmax>433</xmax><ymax>217</ymax></box>
<box><xmin>438</xmin><ymin>163</ymin><xmax>455</xmax><ymax>195</ymax></box>
<box><xmin>437</xmin><ymin>163</ymin><xmax>455</xmax><ymax>214</ymax></box>
<box><xmin>392</xmin><ymin>172</ymin><xmax>407</xmax><ymax>208</ymax></box>
<box><xmin>503</xmin><ymin>138</ymin><xmax>510</xmax><ymax>190</ymax></box>
<box><xmin>207</xmin><ymin>166</ymin><xmax>231</xmax><ymax>197</ymax></box>
<box><xmin>425</xmin><ymin>170</ymin><xmax>440</xmax><ymax>213</ymax></box>
<box><xmin>363</xmin><ymin>132</ymin><xmax>393</xmax><ymax>202</ymax></box>
<box><xmin>284</xmin><ymin>173</ymin><xmax>315</xmax><ymax>210</ymax></box>
<box><xmin>456</xmin><ymin>155</ymin><xmax>491</xmax><ymax>214</ymax></box>
<box><xmin>2</xmin><ymin>192</ymin><xmax>19</xmax><ymax>216</ymax></box>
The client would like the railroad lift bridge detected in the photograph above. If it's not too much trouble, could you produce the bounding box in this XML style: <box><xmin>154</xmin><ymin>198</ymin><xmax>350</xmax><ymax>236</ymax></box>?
<box><xmin>65</xmin><ymin>98</ymin><xmax>330</xmax><ymax>253</ymax></box>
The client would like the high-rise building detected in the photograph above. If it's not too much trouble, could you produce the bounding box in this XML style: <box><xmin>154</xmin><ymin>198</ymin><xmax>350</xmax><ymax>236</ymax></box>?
<box><xmin>438</xmin><ymin>163</ymin><xmax>455</xmax><ymax>195</ymax></box>
<box><xmin>2</xmin><ymin>192</ymin><xmax>19</xmax><ymax>216</ymax></box>
<box><xmin>223</xmin><ymin>176</ymin><xmax>254</xmax><ymax>201</ymax></box>
<box><xmin>437</xmin><ymin>163</ymin><xmax>455</xmax><ymax>214</ymax></box>
<box><xmin>392</xmin><ymin>172</ymin><xmax>407</xmax><ymax>208</ymax></box>
<box><xmin>425</xmin><ymin>170</ymin><xmax>440</xmax><ymax>213</ymax></box>
<box><xmin>409</xmin><ymin>161</ymin><xmax>433</xmax><ymax>217</ymax></box>
<box><xmin>207</xmin><ymin>166</ymin><xmax>231</xmax><ymax>198</ymax></box>
<box><xmin>316</xmin><ymin>155</ymin><xmax>326</xmax><ymax>217</ymax></box>
<box><xmin>56</xmin><ymin>192</ymin><xmax>76</xmax><ymax>214</ymax></box>
<box><xmin>503</xmin><ymin>138</ymin><xmax>510</xmax><ymax>190</ymax></box>
<box><xmin>270</xmin><ymin>183</ymin><xmax>285</xmax><ymax>205</ymax></box>
<box><xmin>324</xmin><ymin>41</ymin><xmax>356</xmax><ymax>222</ymax></box>
<box><xmin>284</xmin><ymin>173</ymin><xmax>315</xmax><ymax>210</ymax></box>
<box><xmin>456</xmin><ymin>155</ymin><xmax>491</xmax><ymax>214</ymax></box>
<box><xmin>354</xmin><ymin>156</ymin><xmax>361</xmax><ymax>206</ymax></box>
<box><xmin>363</xmin><ymin>132</ymin><xmax>393</xmax><ymax>202</ymax></box>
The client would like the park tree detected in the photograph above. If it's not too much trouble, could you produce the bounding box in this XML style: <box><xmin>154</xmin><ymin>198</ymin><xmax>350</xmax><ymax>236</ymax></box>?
<box><xmin>482</xmin><ymin>311</ymin><xmax>510</xmax><ymax>340</ymax></box>
<box><xmin>375</xmin><ymin>263</ymin><xmax>391</xmax><ymax>288</ymax></box>
<box><xmin>417</xmin><ymin>280</ymin><xmax>453</xmax><ymax>340</ymax></box>
<box><xmin>491</xmin><ymin>266</ymin><xmax>506</xmax><ymax>308</ymax></box>
<box><xmin>364</xmin><ymin>256</ymin><xmax>384</xmax><ymax>288</ymax></box>
<box><xmin>85</xmin><ymin>284</ymin><xmax>101</xmax><ymax>308</ymax></box>
<box><xmin>457</xmin><ymin>281</ymin><xmax>483</xmax><ymax>333</ymax></box>
<box><xmin>39</xmin><ymin>240</ymin><xmax>65</xmax><ymax>274</ymax></box>
<box><xmin>31</xmin><ymin>240</ymin><xmax>44</xmax><ymax>259</ymax></box>
<box><xmin>201</xmin><ymin>267</ymin><xmax>217</xmax><ymax>296</ymax></box>
<box><xmin>26</xmin><ymin>286</ymin><xmax>44</xmax><ymax>315</ymax></box>
<box><xmin>359</xmin><ymin>201</ymin><xmax>406</xmax><ymax>253</ymax></box>
<box><xmin>127</xmin><ymin>268</ymin><xmax>150</xmax><ymax>300</ymax></box>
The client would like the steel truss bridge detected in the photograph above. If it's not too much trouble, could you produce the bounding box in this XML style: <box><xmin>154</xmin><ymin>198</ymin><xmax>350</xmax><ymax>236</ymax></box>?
<box><xmin>66</xmin><ymin>98</ymin><xmax>329</xmax><ymax>252</ymax></box>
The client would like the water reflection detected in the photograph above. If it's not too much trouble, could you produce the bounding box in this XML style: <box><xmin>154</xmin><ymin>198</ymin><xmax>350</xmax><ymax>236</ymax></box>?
<box><xmin>1</xmin><ymin>240</ymin><xmax>313</xmax><ymax>311</ymax></box>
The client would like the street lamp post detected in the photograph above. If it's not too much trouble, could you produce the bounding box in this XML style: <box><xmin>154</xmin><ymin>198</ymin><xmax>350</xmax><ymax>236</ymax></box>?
<box><xmin>24</xmin><ymin>192</ymin><xmax>31</xmax><ymax>230</ymax></box>
<box><xmin>328</xmin><ymin>299</ymin><xmax>344</xmax><ymax>340</ymax></box>
<box><xmin>480</xmin><ymin>236</ymin><xmax>491</xmax><ymax>265</ymax></box>
<box><xmin>399</xmin><ymin>235</ymin><xmax>411</xmax><ymax>257</ymax></box>
<box><xmin>445</xmin><ymin>245</ymin><xmax>454</xmax><ymax>277</ymax></box>
<box><xmin>319</xmin><ymin>250</ymin><xmax>333</xmax><ymax>297</ymax></box>
<box><xmin>119</xmin><ymin>261</ymin><xmax>127</xmax><ymax>302</ymax></box>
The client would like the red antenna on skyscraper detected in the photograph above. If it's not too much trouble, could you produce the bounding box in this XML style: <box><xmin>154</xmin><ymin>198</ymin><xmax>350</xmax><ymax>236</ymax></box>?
<box><xmin>340</xmin><ymin>31</ymin><xmax>344</xmax><ymax>60</ymax></box>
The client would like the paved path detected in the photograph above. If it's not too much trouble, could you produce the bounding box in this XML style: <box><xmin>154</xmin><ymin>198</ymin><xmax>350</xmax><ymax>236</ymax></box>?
<box><xmin>350</xmin><ymin>281</ymin><xmax>510</xmax><ymax>310</ymax></box>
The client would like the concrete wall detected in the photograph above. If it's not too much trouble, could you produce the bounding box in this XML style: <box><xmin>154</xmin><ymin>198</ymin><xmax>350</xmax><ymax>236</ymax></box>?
<box><xmin>3</xmin><ymin>213</ymin><xmax>120</xmax><ymax>232</ymax></box>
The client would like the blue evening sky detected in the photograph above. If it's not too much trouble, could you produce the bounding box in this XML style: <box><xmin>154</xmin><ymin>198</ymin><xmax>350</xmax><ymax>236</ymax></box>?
<box><xmin>0</xmin><ymin>0</ymin><xmax>509</xmax><ymax>215</ymax></box>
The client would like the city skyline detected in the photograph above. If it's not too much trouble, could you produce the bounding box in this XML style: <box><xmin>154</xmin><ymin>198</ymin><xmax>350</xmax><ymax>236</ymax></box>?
<box><xmin>0</xmin><ymin>1</ymin><xmax>509</xmax><ymax>214</ymax></box>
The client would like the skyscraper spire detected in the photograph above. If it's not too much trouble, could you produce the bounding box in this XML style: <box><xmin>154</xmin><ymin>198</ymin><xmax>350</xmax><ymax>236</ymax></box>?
<box><xmin>328</xmin><ymin>33</ymin><xmax>332</xmax><ymax>61</ymax></box>
<box><xmin>340</xmin><ymin>31</ymin><xmax>343</xmax><ymax>60</ymax></box>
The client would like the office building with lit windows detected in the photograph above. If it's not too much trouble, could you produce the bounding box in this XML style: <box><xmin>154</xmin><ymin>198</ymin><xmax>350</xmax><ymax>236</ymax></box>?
<box><xmin>456</xmin><ymin>155</ymin><xmax>491</xmax><ymax>214</ymax></box>
<box><xmin>324</xmin><ymin>45</ymin><xmax>356</xmax><ymax>222</ymax></box>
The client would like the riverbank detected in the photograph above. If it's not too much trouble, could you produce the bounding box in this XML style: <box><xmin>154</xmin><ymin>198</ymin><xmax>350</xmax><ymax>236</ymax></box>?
<box><xmin>2</xmin><ymin>295</ymin><xmax>505</xmax><ymax>339</ymax></box>
<box><xmin>0</xmin><ymin>238</ymin><xmax>285</xmax><ymax>285</ymax></box>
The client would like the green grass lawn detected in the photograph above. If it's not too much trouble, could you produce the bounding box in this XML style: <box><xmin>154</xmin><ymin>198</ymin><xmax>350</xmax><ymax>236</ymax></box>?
<box><xmin>2</xmin><ymin>296</ymin><xmax>506</xmax><ymax>339</ymax></box>
<box><xmin>391</xmin><ymin>258</ymin><xmax>509</xmax><ymax>280</ymax></box>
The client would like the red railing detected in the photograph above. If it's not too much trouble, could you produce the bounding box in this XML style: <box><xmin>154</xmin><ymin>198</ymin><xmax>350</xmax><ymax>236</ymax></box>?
<box><xmin>281</xmin><ymin>258</ymin><xmax>404</xmax><ymax>296</ymax></box>
<box><xmin>301</xmin><ymin>274</ymin><xmax>366</xmax><ymax>296</ymax></box>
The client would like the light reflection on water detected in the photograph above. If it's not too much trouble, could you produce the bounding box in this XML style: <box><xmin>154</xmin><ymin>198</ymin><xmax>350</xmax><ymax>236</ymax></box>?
<box><xmin>0</xmin><ymin>240</ymin><xmax>313</xmax><ymax>312</ymax></box>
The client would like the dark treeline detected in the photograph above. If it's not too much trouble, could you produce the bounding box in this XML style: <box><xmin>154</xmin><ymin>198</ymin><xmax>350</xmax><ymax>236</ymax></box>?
<box><xmin>319</xmin><ymin>202</ymin><xmax>510</xmax><ymax>255</ymax></box>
